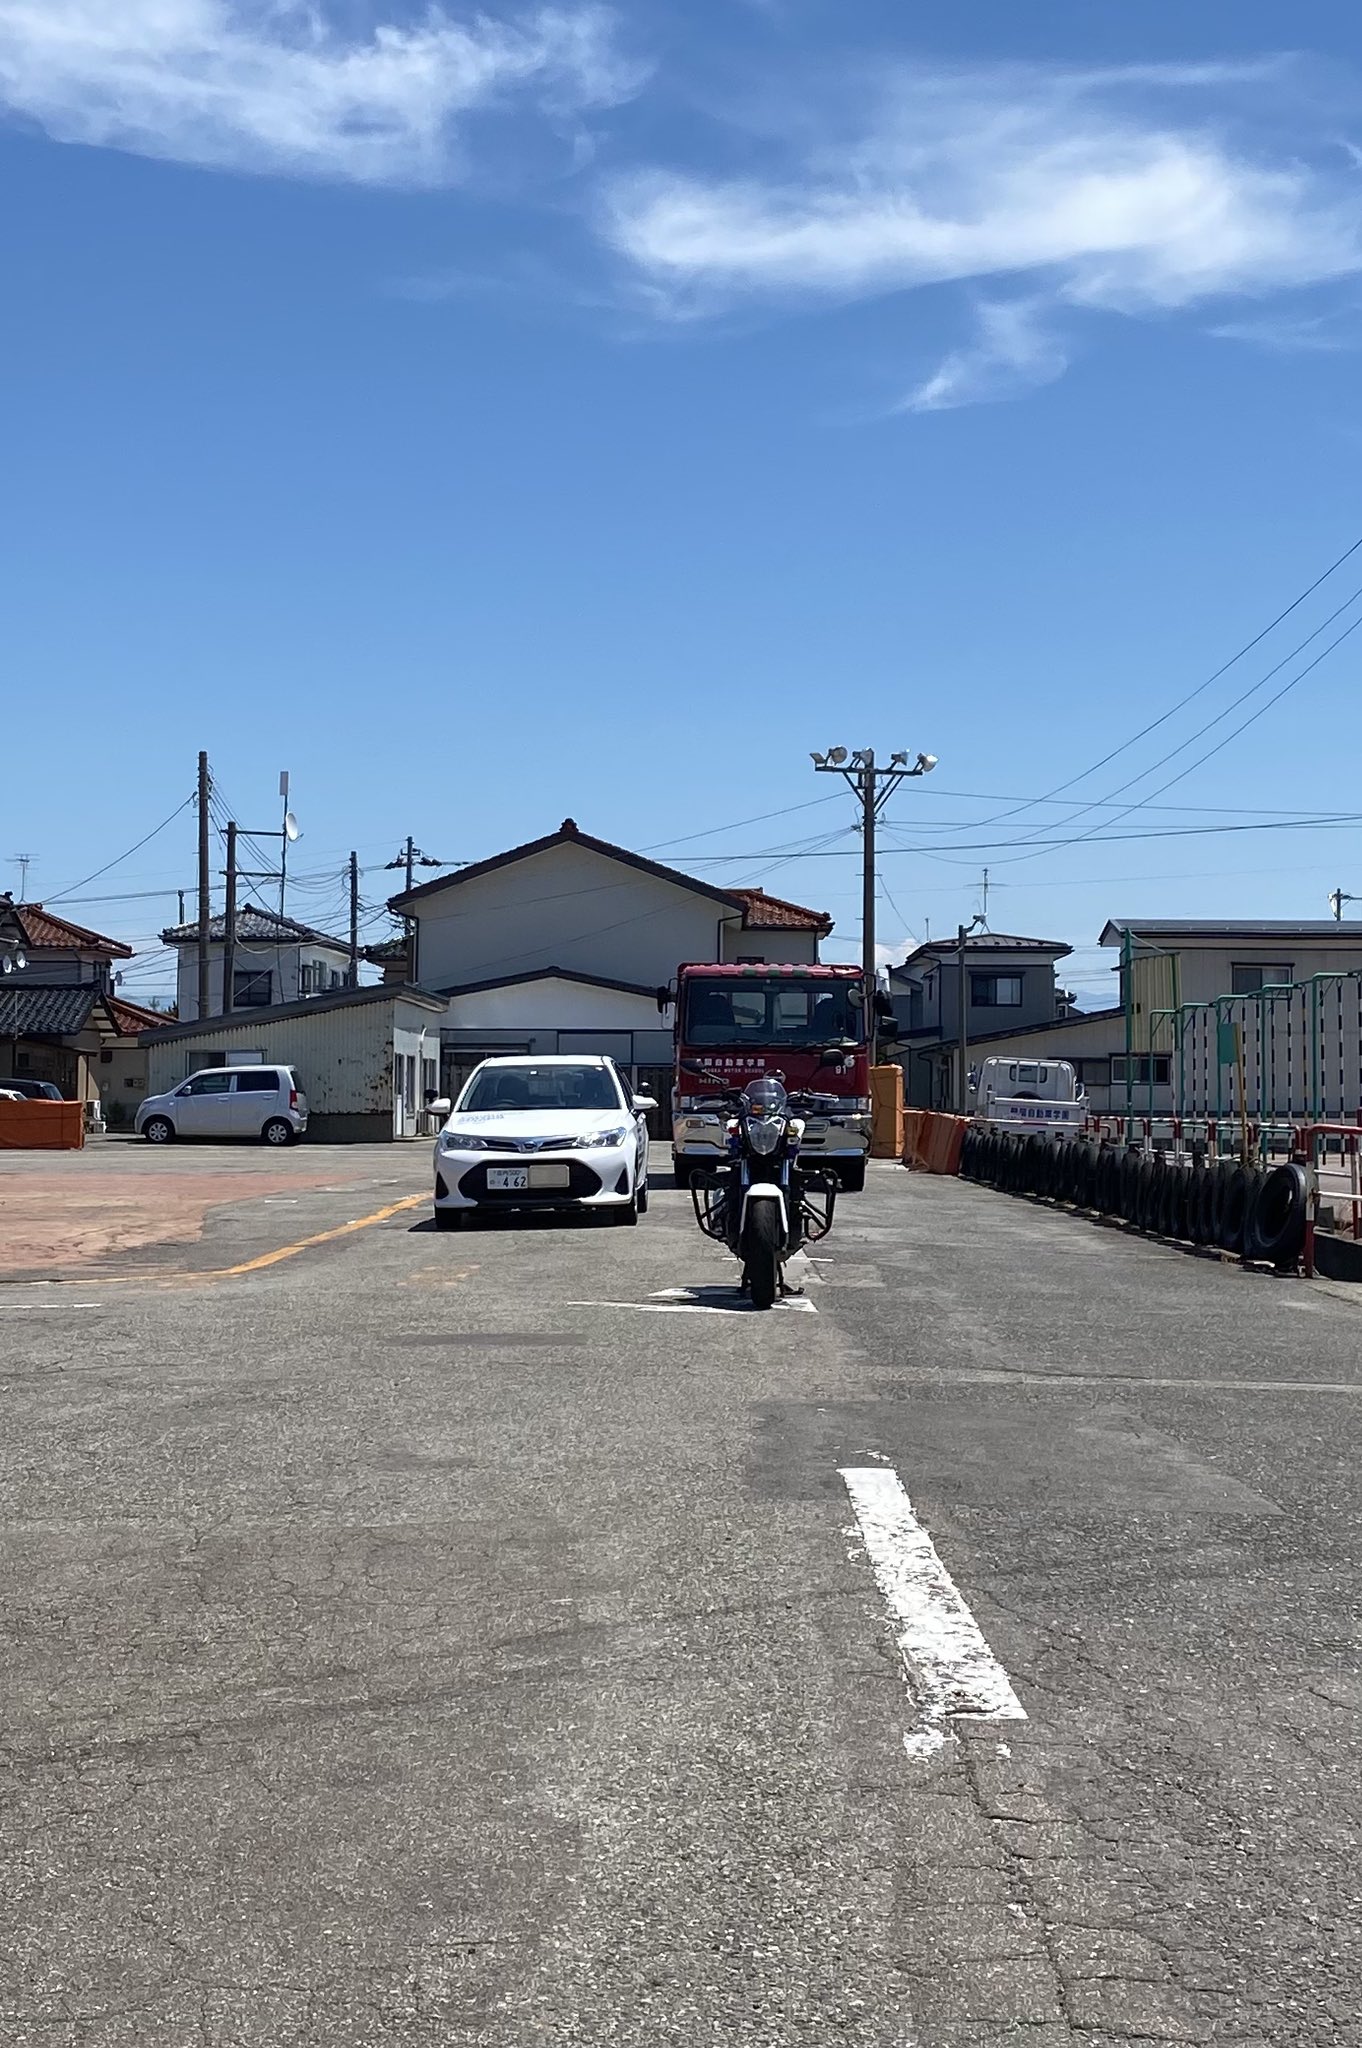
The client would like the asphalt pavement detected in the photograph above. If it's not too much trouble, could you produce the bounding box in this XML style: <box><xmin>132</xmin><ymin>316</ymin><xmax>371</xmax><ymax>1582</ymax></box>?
<box><xmin>4</xmin><ymin>1148</ymin><xmax>1361</xmax><ymax>2045</ymax></box>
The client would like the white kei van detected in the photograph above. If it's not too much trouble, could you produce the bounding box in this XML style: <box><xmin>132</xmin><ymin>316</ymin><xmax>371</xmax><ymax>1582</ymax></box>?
<box><xmin>136</xmin><ymin>1066</ymin><xmax>308</xmax><ymax>1145</ymax></box>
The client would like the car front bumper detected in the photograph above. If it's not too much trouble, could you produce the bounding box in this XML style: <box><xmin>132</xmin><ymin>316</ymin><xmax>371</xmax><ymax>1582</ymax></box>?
<box><xmin>433</xmin><ymin>1141</ymin><xmax>637</xmax><ymax>1211</ymax></box>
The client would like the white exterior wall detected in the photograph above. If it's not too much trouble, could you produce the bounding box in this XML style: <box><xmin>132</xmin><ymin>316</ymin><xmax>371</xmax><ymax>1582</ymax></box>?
<box><xmin>411</xmin><ymin>843</ymin><xmax>812</xmax><ymax>993</ymax></box>
<box><xmin>444</xmin><ymin>979</ymin><xmax>662</xmax><ymax>1033</ymax></box>
<box><xmin>173</xmin><ymin>940</ymin><xmax>354</xmax><ymax>1022</ymax></box>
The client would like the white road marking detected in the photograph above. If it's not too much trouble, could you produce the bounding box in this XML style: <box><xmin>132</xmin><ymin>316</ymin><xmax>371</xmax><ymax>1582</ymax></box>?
<box><xmin>840</xmin><ymin>1465</ymin><xmax>1026</xmax><ymax>1758</ymax></box>
<box><xmin>0</xmin><ymin>1302</ymin><xmax>101</xmax><ymax>1311</ymax></box>
<box><xmin>567</xmin><ymin>1293</ymin><xmax>818</xmax><ymax>1316</ymax></box>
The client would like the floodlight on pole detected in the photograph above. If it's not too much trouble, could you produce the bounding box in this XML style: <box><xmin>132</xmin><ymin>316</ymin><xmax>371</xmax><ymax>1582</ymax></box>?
<box><xmin>811</xmin><ymin>739</ymin><xmax>939</xmax><ymax>1065</ymax></box>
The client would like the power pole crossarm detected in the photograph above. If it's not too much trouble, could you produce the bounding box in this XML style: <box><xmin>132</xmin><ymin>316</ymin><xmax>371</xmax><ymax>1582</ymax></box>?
<box><xmin>810</xmin><ymin>744</ymin><xmax>937</xmax><ymax>1069</ymax></box>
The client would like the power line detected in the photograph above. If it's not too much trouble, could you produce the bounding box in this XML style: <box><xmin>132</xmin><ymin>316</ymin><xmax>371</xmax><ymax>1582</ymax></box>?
<box><xmin>985</xmin><ymin>609</ymin><xmax>1362</xmax><ymax>870</ymax></box>
<box><xmin>949</xmin><ymin>528</ymin><xmax>1362</xmax><ymax>837</ymax></box>
<box><xmin>46</xmin><ymin>795</ymin><xmax>195</xmax><ymax>903</ymax></box>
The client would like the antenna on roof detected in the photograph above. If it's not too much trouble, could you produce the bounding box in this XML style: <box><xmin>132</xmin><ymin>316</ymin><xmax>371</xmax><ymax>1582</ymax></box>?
<box><xmin>10</xmin><ymin>855</ymin><xmax>31</xmax><ymax>900</ymax></box>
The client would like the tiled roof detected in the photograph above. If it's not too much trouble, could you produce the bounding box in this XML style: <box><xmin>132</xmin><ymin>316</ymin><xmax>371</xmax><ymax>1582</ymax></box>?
<box><xmin>726</xmin><ymin>887</ymin><xmax>833</xmax><ymax>935</ymax></box>
<box><xmin>106</xmin><ymin>995</ymin><xmax>172</xmax><ymax>1036</ymax></box>
<box><xmin>0</xmin><ymin>897</ymin><xmax>133</xmax><ymax>959</ymax></box>
<box><xmin>160</xmin><ymin>903</ymin><xmax>348</xmax><ymax>949</ymax></box>
<box><xmin>363</xmin><ymin>935</ymin><xmax>410</xmax><ymax>963</ymax></box>
<box><xmin>0</xmin><ymin>985</ymin><xmax>99</xmax><ymax>1037</ymax></box>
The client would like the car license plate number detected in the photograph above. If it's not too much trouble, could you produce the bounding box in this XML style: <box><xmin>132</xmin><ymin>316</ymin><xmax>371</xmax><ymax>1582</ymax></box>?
<box><xmin>487</xmin><ymin>1166</ymin><xmax>529</xmax><ymax>1190</ymax></box>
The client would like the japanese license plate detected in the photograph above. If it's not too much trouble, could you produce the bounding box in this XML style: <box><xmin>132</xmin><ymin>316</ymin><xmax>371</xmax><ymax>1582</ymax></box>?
<box><xmin>487</xmin><ymin>1166</ymin><xmax>529</xmax><ymax>1190</ymax></box>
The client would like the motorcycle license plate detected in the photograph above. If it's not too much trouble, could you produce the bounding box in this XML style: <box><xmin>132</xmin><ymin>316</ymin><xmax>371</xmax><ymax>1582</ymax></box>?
<box><xmin>487</xmin><ymin>1167</ymin><xmax>529</xmax><ymax>1190</ymax></box>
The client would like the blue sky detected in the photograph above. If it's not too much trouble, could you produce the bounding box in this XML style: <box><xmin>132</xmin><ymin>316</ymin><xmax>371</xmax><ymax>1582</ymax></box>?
<box><xmin>4</xmin><ymin>1</ymin><xmax>1362</xmax><ymax>1003</ymax></box>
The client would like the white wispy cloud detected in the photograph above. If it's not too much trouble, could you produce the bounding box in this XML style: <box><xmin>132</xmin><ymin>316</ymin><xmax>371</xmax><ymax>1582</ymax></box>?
<box><xmin>601</xmin><ymin>59</ymin><xmax>1362</xmax><ymax>403</ymax></box>
<box><xmin>0</xmin><ymin>0</ymin><xmax>637</xmax><ymax>185</ymax></box>
<box><xmin>900</xmin><ymin>298</ymin><xmax>1068</xmax><ymax>412</ymax></box>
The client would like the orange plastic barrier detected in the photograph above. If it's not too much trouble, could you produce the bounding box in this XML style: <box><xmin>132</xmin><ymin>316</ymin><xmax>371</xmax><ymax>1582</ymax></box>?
<box><xmin>0</xmin><ymin>1100</ymin><xmax>85</xmax><ymax>1150</ymax></box>
<box><xmin>902</xmin><ymin>1109</ymin><xmax>966</xmax><ymax>1174</ymax></box>
<box><xmin>871</xmin><ymin>1064</ymin><xmax>905</xmax><ymax>1159</ymax></box>
<box><xmin>903</xmin><ymin>1108</ymin><xmax>929</xmax><ymax>1168</ymax></box>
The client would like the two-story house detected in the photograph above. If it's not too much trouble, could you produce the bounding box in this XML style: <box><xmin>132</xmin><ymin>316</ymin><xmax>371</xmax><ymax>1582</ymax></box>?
<box><xmin>889</xmin><ymin>932</ymin><xmax>1074</xmax><ymax>1107</ymax></box>
<box><xmin>387</xmin><ymin>818</ymin><xmax>834</xmax><ymax>1107</ymax></box>
<box><xmin>160</xmin><ymin>905</ymin><xmax>357</xmax><ymax>1022</ymax></box>
<box><xmin>0</xmin><ymin>895</ymin><xmax>162</xmax><ymax>1107</ymax></box>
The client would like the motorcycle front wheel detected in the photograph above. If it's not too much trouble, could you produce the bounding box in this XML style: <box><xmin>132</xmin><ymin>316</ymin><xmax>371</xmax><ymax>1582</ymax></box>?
<box><xmin>742</xmin><ymin>1202</ymin><xmax>781</xmax><ymax>1310</ymax></box>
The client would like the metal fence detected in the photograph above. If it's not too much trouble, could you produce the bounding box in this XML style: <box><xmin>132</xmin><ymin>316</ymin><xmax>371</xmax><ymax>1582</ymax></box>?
<box><xmin>1147</xmin><ymin>972</ymin><xmax>1362</xmax><ymax>1124</ymax></box>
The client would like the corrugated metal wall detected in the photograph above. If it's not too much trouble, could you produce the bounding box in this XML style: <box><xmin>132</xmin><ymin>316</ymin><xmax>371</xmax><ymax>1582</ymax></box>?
<box><xmin>146</xmin><ymin>1002</ymin><xmax>395</xmax><ymax>1116</ymax></box>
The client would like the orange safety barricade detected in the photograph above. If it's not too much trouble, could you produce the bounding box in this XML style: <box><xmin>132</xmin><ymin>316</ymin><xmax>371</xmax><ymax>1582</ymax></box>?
<box><xmin>902</xmin><ymin>1108</ymin><xmax>928</xmax><ymax>1168</ymax></box>
<box><xmin>0</xmin><ymin>1100</ymin><xmax>85</xmax><ymax>1150</ymax></box>
<box><xmin>871</xmin><ymin>1064</ymin><xmax>905</xmax><ymax>1159</ymax></box>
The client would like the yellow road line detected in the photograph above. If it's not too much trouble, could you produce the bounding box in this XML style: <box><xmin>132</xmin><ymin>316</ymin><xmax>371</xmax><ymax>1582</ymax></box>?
<box><xmin>218</xmin><ymin>1193</ymin><xmax>426</xmax><ymax>1274</ymax></box>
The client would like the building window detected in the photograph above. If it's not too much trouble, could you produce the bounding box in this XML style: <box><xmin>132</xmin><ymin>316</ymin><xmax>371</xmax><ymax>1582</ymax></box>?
<box><xmin>971</xmin><ymin>973</ymin><xmax>1023</xmax><ymax>1008</ymax></box>
<box><xmin>1230</xmin><ymin>962</ymin><xmax>1293</xmax><ymax>994</ymax></box>
<box><xmin>234</xmin><ymin>970</ymin><xmax>272</xmax><ymax>1007</ymax></box>
<box><xmin>1111</xmin><ymin>1055</ymin><xmax>1171</xmax><ymax>1086</ymax></box>
<box><xmin>421</xmin><ymin>1056</ymin><xmax>438</xmax><ymax>1104</ymax></box>
<box><xmin>299</xmin><ymin>965</ymin><xmax>313</xmax><ymax>996</ymax></box>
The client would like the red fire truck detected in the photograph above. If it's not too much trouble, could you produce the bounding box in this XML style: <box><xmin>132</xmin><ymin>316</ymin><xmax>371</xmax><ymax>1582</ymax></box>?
<box><xmin>667</xmin><ymin>961</ymin><xmax>874</xmax><ymax>1191</ymax></box>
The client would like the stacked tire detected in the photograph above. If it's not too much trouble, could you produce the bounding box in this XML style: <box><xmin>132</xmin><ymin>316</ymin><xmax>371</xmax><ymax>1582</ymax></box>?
<box><xmin>958</xmin><ymin>1127</ymin><xmax>1309</xmax><ymax>1273</ymax></box>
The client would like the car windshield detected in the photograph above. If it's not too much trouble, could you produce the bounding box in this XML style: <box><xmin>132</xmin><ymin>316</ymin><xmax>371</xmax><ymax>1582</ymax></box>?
<box><xmin>683</xmin><ymin>977</ymin><xmax>861</xmax><ymax>1048</ymax></box>
<box><xmin>458</xmin><ymin>1064</ymin><xmax>624</xmax><ymax>1113</ymax></box>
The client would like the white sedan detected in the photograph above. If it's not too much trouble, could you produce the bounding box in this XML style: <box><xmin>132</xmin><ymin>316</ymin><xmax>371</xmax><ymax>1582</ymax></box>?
<box><xmin>431</xmin><ymin>1055</ymin><xmax>654</xmax><ymax>1230</ymax></box>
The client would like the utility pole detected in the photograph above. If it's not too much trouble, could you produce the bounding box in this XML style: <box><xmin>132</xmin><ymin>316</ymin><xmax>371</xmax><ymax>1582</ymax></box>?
<box><xmin>348</xmin><ymin>851</ymin><xmax>359</xmax><ymax>988</ymax></box>
<box><xmin>222</xmin><ymin>822</ymin><xmax>238</xmax><ymax>1017</ymax></box>
<box><xmin>384</xmin><ymin>838</ymin><xmax>449</xmax><ymax>959</ymax></box>
<box><xmin>196</xmin><ymin>750</ymin><xmax>211</xmax><ymax>1023</ymax></box>
<box><xmin>177</xmin><ymin>889</ymin><xmax>186</xmax><ymax>925</ymax></box>
<box><xmin>810</xmin><ymin>745</ymin><xmax>937</xmax><ymax>1067</ymax></box>
<box><xmin>1329</xmin><ymin>888</ymin><xmax>1359</xmax><ymax>921</ymax></box>
<box><xmin>956</xmin><ymin>914</ymin><xmax>986</xmax><ymax>1113</ymax></box>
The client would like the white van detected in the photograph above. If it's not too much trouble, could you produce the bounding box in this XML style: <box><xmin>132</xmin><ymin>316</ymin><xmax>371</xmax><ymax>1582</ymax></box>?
<box><xmin>136</xmin><ymin>1066</ymin><xmax>308</xmax><ymax>1145</ymax></box>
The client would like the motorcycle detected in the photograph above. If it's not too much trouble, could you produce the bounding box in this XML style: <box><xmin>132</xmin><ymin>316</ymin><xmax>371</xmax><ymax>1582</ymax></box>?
<box><xmin>682</xmin><ymin>1062</ymin><xmax>843</xmax><ymax>1309</ymax></box>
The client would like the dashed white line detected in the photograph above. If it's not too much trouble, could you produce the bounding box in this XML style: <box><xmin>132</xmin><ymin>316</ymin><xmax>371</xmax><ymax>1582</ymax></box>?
<box><xmin>841</xmin><ymin>1464</ymin><xmax>1026</xmax><ymax>1758</ymax></box>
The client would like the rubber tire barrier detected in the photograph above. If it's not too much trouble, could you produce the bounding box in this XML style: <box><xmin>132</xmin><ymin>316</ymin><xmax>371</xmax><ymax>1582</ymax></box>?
<box><xmin>1186</xmin><ymin>1164</ymin><xmax>1207</xmax><ymax>1244</ymax></box>
<box><xmin>1204</xmin><ymin>1160</ymin><xmax>1229</xmax><ymax>1245</ymax></box>
<box><xmin>1218</xmin><ymin>1164</ymin><xmax>1256</xmax><ymax>1255</ymax></box>
<box><xmin>1119</xmin><ymin>1151</ymin><xmax>1141</xmax><ymax>1223</ymax></box>
<box><xmin>1246</xmin><ymin>1162</ymin><xmax>1309</xmax><ymax>1269</ymax></box>
<box><xmin>1097</xmin><ymin>1147</ymin><xmax>1120</xmax><ymax>1215</ymax></box>
<box><xmin>1159</xmin><ymin>1163</ymin><xmax>1182</xmax><ymax>1240</ymax></box>
<box><xmin>1136</xmin><ymin>1155</ymin><xmax>1160</xmax><ymax>1232</ymax></box>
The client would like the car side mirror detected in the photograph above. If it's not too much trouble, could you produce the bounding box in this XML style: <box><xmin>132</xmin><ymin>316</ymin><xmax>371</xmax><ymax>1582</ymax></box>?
<box><xmin>429</xmin><ymin>1097</ymin><xmax>452</xmax><ymax>1116</ymax></box>
<box><xmin>632</xmin><ymin>1094</ymin><xmax>658</xmax><ymax>1113</ymax></box>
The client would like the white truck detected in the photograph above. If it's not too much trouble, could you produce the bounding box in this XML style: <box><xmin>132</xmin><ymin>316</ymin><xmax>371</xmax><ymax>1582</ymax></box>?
<box><xmin>971</xmin><ymin>1057</ymin><xmax>1087</xmax><ymax>1136</ymax></box>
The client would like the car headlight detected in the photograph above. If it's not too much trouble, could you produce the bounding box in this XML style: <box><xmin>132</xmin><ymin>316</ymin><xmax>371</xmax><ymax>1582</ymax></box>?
<box><xmin>575</xmin><ymin>1126</ymin><xmax>629</xmax><ymax>1149</ymax></box>
<box><xmin>440</xmin><ymin>1130</ymin><xmax>488</xmax><ymax>1151</ymax></box>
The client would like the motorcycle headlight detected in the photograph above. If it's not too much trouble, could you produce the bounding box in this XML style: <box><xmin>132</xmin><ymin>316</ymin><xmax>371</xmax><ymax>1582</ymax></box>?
<box><xmin>440</xmin><ymin>1129</ymin><xmax>488</xmax><ymax>1151</ymax></box>
<box><xmin>746</xmin><ymin>1116</ymin><xmax>785</xmax><ymax>1156</ymax></box>
<box><xmin>576</xmin><ymin>1125</ymin><xmax>629</xmax><ymax>1149</ymax></box>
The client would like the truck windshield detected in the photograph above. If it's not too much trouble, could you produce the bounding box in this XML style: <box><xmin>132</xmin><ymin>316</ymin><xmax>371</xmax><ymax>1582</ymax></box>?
<box><xmin>683</xmin><ymin>978</ymin><xmax>861</xmax><ymax>1048</ymax></box>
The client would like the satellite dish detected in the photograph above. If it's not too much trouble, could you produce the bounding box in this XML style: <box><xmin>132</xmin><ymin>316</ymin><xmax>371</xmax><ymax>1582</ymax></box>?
<box><xmin>283</xmin><ymin>812</ymin><xmax>300</xmax><ymax>843</ymax></box>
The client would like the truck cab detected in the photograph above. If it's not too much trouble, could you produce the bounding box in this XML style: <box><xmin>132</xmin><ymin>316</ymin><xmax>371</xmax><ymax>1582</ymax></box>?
<box><xmin>669</xmin><ymin>962</ymin><xmax>873</xmax><ymax>1191</ymax></box>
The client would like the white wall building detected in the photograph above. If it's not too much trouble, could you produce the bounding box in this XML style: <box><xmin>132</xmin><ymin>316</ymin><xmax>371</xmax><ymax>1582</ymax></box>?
<box><xmin>389</xmin><ymin>819</ymin><xmax>833</xmax><ymax>1110</ymax></box>
<box><xmin>161</xmin><ymin>905</ymin><xmax>358</xmax><ymax>1023</ymax></box>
